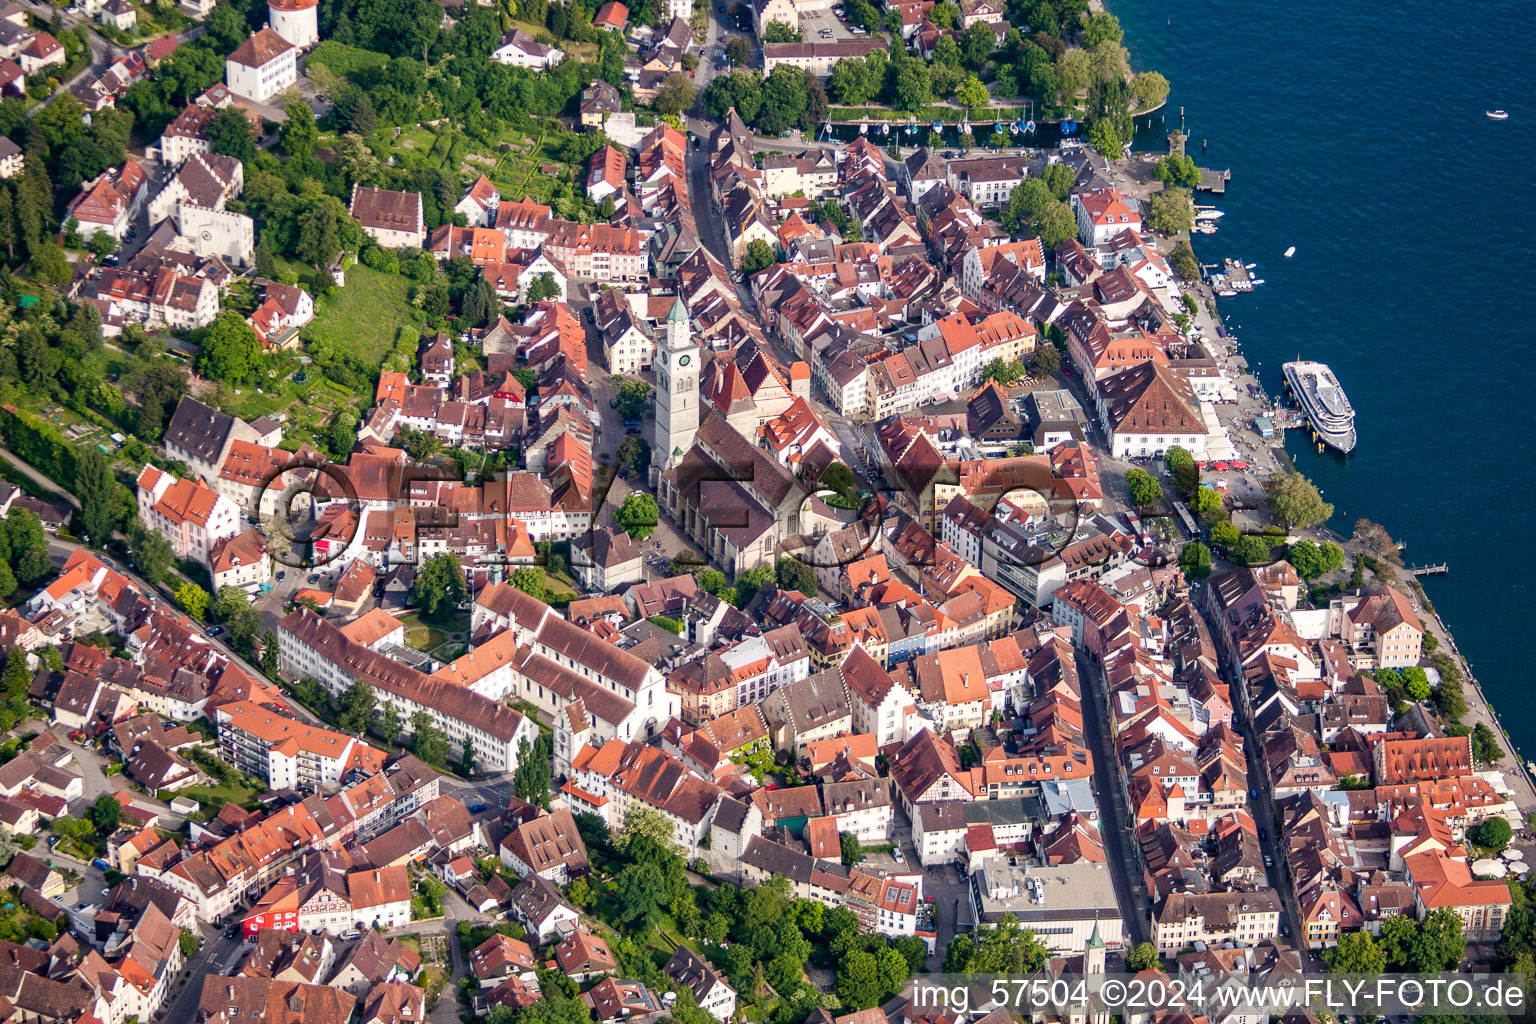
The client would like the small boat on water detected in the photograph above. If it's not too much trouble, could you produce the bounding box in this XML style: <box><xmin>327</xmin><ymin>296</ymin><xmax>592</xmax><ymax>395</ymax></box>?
<box><xmin>1488</xmin><ymin>110</ymin><xmax>1510</xmax><ymax>120</ymax></box>
<box><xmin>1284</xmin><ymin>246</ymin><xmax>1296</xmax><ymax>258</ymax></box>
<box><xmin>1195</xmin><ymin>224</ymin><xmax>1217</xmax><ymax>234</ymax></box>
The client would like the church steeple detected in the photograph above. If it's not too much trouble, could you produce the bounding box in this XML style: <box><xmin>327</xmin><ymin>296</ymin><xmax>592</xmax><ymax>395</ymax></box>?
<box><xmin>651</xmin><ymin>297</ymin><xmax>699</xmax><ymax>483</ymax></box>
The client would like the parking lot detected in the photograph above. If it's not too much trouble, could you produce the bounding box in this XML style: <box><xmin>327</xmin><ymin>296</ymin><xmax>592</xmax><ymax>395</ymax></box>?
<box><xmin>798</xmin><ymin>7</ymin><xmax>858</xmax><ymax>41</ymax></box>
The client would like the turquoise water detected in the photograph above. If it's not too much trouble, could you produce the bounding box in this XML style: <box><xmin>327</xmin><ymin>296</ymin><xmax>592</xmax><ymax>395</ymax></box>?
<box><xmin>1114</xmin><ymin>0</ymin><xmax>1536</xmax><ymax>751</ymax></box>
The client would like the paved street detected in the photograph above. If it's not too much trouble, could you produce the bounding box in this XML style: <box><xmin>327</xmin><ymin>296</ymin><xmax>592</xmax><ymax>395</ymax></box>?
<box><xmin>1074</xmin><ymin>650</ymin><xmax>1150</xmax><ymax>948</ymax></box>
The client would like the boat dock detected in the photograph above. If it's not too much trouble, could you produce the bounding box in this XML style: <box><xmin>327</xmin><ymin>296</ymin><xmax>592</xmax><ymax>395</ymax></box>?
<box><xmin>1407</xmin><ymin>563</ymin><xmax>1449</xmax><ymax>577</ymax></box>
<box><xmin>1207</xmin><ymin>258</ymin><xmax>1261</xmax><ymax>296</ymax></box>
<box><xmin>1197</xmin><ymin>167</ymin><xmax>1231</xmax><ymax>193</ymax></box>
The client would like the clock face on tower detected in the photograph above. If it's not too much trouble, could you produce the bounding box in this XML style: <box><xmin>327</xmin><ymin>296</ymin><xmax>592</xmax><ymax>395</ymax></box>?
<box><xmin>678</xmin><ymin>354</ymin><xmax>691</xmax><ymax>366</ymax></box>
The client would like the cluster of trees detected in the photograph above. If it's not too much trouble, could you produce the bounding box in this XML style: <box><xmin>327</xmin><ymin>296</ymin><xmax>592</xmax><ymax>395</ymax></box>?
<box><xmin>942</xmin><ymin>918</ymin><xmax>1050</xmax><ymax>973</ymax></box>
<box><xmin>692</xmin><ymin>564</ymin><xmax>772</xmax><ymax>610</ymax></box>
<box><xmin>0</xmin><ymin>506</ymin><xmax>51</xmax><ymax>599</ymax></box>
<box><xmin>702</xmin><ymin>66</ymin><xmax>829</xmax><ymax>135</ymax></box>
<box><xmin>588</xmin><ymin>813</ymin><xmax>928</xmax><ymax>1018</ymax></box>
<box><xmin>1001</xmin><ymin>163</ymin><xmax>1077</xmax><ymax>247</ymax></box>
<box><xmin>1169</xmin><ymin>240</ymin><xmax>1199</xmax><ymax>281</ymax></box>
<box><xmin>213</xmin><ymin>587</ymin><xmax>279</xmax><ymax>673</ymax></box>
<box><xmin>1324</xmin><ymin>908</ymin><xmax>1464</xmax><ymax>974</ymax></box>
<box><xmin>0</xmin><ymin>648</ymin><xmax>32</xmax><ymax>732</ymax></box>
<box><xmin>828</xmin><ymin>32</ymin><xmax>995</xmax><ymax>109</ymax></box>
<box><xmin>513</xmin><ymin>732</ymin><xmax>554</xmax><ymax>809</ymax></box>
<box><xmin>1153</xmin><ymin>153</ymin><xmax>1201</xmax><ymax>188</ymax></box>
<box><xmin>1146</xmin><ymin>186</ymin><xmax>1195</xmax><ymax>235</ymax></box>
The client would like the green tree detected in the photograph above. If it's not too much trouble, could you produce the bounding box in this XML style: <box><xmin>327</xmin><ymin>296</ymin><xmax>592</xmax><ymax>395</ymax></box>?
<box><xmin>460</xmin><ymin>276</ymin><xmax>497</xmax><ymax>329</ymax></box>
<box><xmin>837</xmin><ymin>949</ymin><xmax>882</xmax><ymax>1009</ymax></box>
<box><xmin>955</xmin><ymin>74</ymin><xmax>990</xmax><ymax>111</ymax></box>
<box><xmin>196</xmin><ymin>310</ymin><xmax>262</xmax><ymax>384</ymax></box>
<box><xmin>1153</xmin><ymin>154</ymin><xmax>1200</xmax><ymax>188</ymax></box>
<box><xmin>1230</xmin><ymin>534</ymin><xmax>1274</xmax><ymax>566</ymax></box>
<box><xmin>77</xmin><ymin>446</ymin><xmax>123</xmax><ymax>547</ymax></box>
<box><xmin>527</xmin><ymin>273</ymin><xmax>560</xmax><ymax>303</ymax></box>
<box><xmin>280</xmin><ymin>100</ymin><xmax>319</xmax><ymax>161</ymax></box>
<box><xmin>1030</xmin><ymin>344</ymin><xmax>1061</xmax><ymax>376</ymax></box>
<box><xmin>412</xmin><ymin>553</ymin><xmax>467</xmax><ymax>617</ymax></box>
<box><xmin>1471</xmin><ymin>816</ymin><xmax>1513</xmax><ymax>853</ymax></box>
<box><xmin>617</xmin><ymin>435</ymin><xmax>651</xmax><ymax>475</ymax></box>
<box><xmin>176</xmin><ymin>582</ymin><xmax>209</xmax><ymax>621</ymax></box>
<box><xmin>614</xmin><ymin>493</ymin><xmax>659</xmax><ymax>539</ymax></box>
<box><xmin>88</xmin><ymin>793</ymin><xmax>121</xmax><ymax>833</ymax></box>
<box><xmin>28</xmin><ymin>242</ymin><xmax>71</xmax><ymax>287</ymax></box>
<box><xmin>687</xmin><ymin>569</ymin><xmax>721</xmax><ymax>596</ymax></box>
<box><xmin>379</xmin><ymin>701</ymin><xmax>401</xmax><ymax>747</ymax></box>
<box><xmin>762</xmin><ymin>20</ymin><xmax>800</xmax><ymax>41</ymax></box>
<box><xmin>511</xmin><ymin>566</ymin><xmax>548</xmax><ymax>602</ymax></box>
<box><xmin>338</xmin><ymin>677</ymin><xmax>376</xmax><ymax>735</ymax></box>
<box><xmin>1266</xmin><ymin>471</ymin><xmax>1333</xmax><ymax>529</ymax></box>
<box><xmin>1324</xmin><ymin>929</ymin><xmax>1386</xmax><ymax>973</ymax></box>
<box><xmin>207</xmin><ymin>107</ymin><xmax>257</xmax><ymax>162</ymax></box>
<box><xmin>981</xmin><ymin>357</ymin><xmax>1027</xmax><ymax>385</ymax></box>
<box><xmin>1146</xmin><ymin>186</ymin><xmax>1195</xmax><ymax>235</ymax></box>
<box><xmin>1179</xmin><ymin>542</ymin><xmax>1211</xmax><ymax>579</ymax></box>
<box><xmin>513</xmin><ymin>733</ymin><xmax>553</xmax><ymax>809</ymax></box>
<box><xmin>1123</xmin><ymin>941</ymin><xmax>1162</xmax><ymax>972</ymax></box>
<box><xmin>1035</xmin><ymin>201</ymin><xmax>1079</xmax><ymax>249</ymax></box>
<box><xmin>615</xmin><ymin>378</ymin><xmax>652</xmax><ymax>420</ymax></box>
<box><xmin>1131</xmin><ymin>70</ymin><xmax>1170</xmax><ymax>111</ymax></box>
<box><xmin>1169</xmin><ymin>239</ymin><xmax>1199</xmax><ymax>280</ymax></box>
<box><xmin>130</xmin><ymin>527</ymin><xmax>174</xmax><ymax>583</ymax></box>
<box><xmin>1403</xmin><ymin>666</ymin><xmax>1432</xmax><ymax>703</ymax></box>
<box><xmin>213</xmin><ymin>586</ymin><xmax>250</xmax><ymax>623</ymax></box>
<box><xmin>1081</xmin><ymin>10</ymin><xmax>1122</xmax><ymax>45</ymax></box>
<box><xmin>741</xmin><ymin>239</ymin><xmax>776</xmax><ymax>275</ymax></box>
<box><xmin>615</xmin><ymin>859</ymin><xmax>668</xmax><ymax>932</ymax></box>
<box><xmin>776</xmin><ymin>557</ymin><xmax>816</xmax><ymax>595</ymax></box>
<box><xmin>1124</xmin><ymin>468</ymin><xmax>1163</xmax><ymax>507</ymax></box>
<box><xmin>656</xmin><ymin>73</ymin><xmax>698</xmax><ymax>117</ymax></box>
<box><xmin>1473</xmin><ymin>722</ymin><xmax>1505</xmax><ymax>764</ymax></box>
<box><xmin>840</xmin><ymin>831</ymin><xmax>861</xmax><ymax>867</ymax></box>
<box><xmin>735</xmin><ymin>565</ymin><xmax>773</xmax><ymax>608</ymax></box>
<box><xmin>726</xmin><ymin>37</ymin><xmax>750</xmax><ymax>66</ymax></box>
<box><xmin>894</xmin><ymin>60</ymin><xmax>932</xmax><ymax>111</ymax></box>
<box><xmin>410</xmin><ymin>710</ymin><xmax>451</xmax><ymax>768</ymax></box>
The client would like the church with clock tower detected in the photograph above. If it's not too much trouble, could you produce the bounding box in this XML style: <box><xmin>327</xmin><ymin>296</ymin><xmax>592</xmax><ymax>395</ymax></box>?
<box><xmin>651</xmin><ymin>298</ymin><xmax>699</xmax><ymax>481</ymax></box>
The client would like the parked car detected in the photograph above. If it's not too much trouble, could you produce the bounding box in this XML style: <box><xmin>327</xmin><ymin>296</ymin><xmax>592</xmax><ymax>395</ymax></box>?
<box><xmin>91</xmin><ymin>858</ymin><xmax>111</xmax><ymax>872</ymax></box>
<box><xmin>208</xmin><ymin>626</ymin><xmax>225</xmax><ymax>637</ymax></box>
<box><xmin>467</xmin><ymin>803</ymin><xmax>488</xmax><ymax>813</ymax></box>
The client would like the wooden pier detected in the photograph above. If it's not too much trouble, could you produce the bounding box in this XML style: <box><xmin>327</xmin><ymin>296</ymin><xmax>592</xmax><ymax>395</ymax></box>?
<box><xmin>1407</xmin><ymin>563</ymin><xmax>1448</xmax><ymax>577</ymax></box>
<box><xmin>1197</xmin><ymin>167</ymin><xmax>1231</xmax><ymax>193</ymax></box>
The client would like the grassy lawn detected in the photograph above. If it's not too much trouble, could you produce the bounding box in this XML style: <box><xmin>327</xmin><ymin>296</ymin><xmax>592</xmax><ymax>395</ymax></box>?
<box><xmin>404</xmin><ymin>622</ymin><xmax>445</xmax><ymax>651</ymax></box>
<box><xmin>173</xmin><ymin>776</ymin><xmax>263</xmax><ymax>815</ymax></box>
<box><xmin>306</xmin><ymin>40</ymin><xmax>390</xmax><ymax>79</ymax></box>
<box><xmin>545</xmin><ymin>572</ymin><xmax>580</xmax><ymax>603</ymax></box>
<box><xmin>301</xmin><ymin>264</ymin><xmax>419</xmax><ymax>367</ymax></box>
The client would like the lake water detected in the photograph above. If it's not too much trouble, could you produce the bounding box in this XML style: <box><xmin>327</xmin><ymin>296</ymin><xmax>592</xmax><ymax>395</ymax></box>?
<box><xmin>1113</xmin><ymin>0</ymin><xmax>1536</xmax><ymax>752</ymax></box>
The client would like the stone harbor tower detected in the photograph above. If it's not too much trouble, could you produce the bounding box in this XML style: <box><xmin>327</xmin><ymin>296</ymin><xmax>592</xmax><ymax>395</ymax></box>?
<box><xmin>651</xmin><ymin>298</ymin><xmax>699</xmax><ymax>483</ymax></box>
<box><xmin>268</xmin><ymin>0</ymin><xmax>320</xmax><ymax>49</ymax></box>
